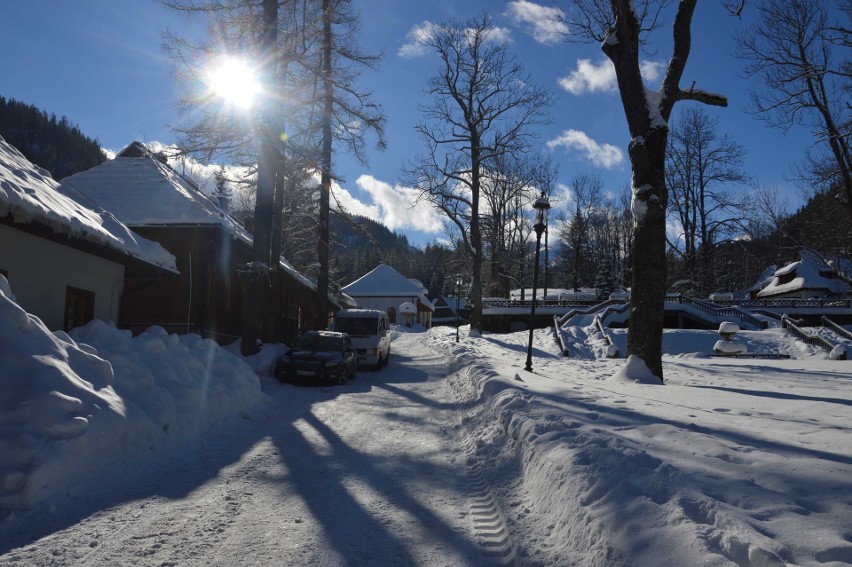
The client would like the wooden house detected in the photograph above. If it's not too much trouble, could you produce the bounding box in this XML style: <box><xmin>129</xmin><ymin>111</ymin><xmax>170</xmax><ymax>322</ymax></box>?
<box><xmin>0</xmin><ymin>136</ymin><xmax>177</xmax><ymax>331</ymax></box>
<box><xmin>59</xmin><ymin>142</ymin><xmax>333</xmax><ymax>344</ymax></box>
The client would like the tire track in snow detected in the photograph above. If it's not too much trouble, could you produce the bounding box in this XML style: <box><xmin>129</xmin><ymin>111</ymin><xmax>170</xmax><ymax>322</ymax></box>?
<box><xmin>467</xmin><ymin>464</ymin><xmax>517</xmax><ymax>565</ymax></box>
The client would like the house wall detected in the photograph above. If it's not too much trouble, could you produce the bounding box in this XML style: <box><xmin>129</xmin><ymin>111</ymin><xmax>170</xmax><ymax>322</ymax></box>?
<box><xmin>121</xmin><ymin>225</ymin><xmax>247</xmax><ymax>343</ymax></box>
<box><xmin>0</xmin><ymin>224</ymin><xmax>124</xmax><ymax>330</ymax></box>
<box><xmin>122</xmin><ymin>225</ymin><xmax>319</xmax><ymax>344</ymax></box>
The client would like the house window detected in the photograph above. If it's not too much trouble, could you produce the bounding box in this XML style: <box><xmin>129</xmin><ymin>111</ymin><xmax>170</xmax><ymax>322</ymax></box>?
<box><xmin>777</xmin><ymin>272</ymin><xmax>795</xmax><ymax>285</ymax></box>
<box><xmin>64</xmin><ymin>286</ymin><xmax>95</xmax><ymax>331</ymax></box>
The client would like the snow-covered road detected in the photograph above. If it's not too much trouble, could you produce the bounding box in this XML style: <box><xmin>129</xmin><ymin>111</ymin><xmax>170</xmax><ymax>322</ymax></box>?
<box><xmin>0</xmin><ymin>330</ymin><xmax>497</xmax><ymax>566</ymax></box>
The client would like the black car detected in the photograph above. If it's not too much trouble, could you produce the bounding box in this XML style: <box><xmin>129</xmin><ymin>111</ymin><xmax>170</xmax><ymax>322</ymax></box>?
<box><xmin>274</xmin><ymin>330</ymin><xmax>358</xmax><ymax>385</ymax></box>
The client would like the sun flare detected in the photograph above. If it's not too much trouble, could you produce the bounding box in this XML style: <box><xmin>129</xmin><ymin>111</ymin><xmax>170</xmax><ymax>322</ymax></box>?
<box><xmin>208</xmin><ymin>57</ymin><xmax>260</xmax><ymax>109</ymax></box>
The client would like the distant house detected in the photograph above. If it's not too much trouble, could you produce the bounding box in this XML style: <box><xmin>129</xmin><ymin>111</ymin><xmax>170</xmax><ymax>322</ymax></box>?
<box><xmin>757</xmin><ymin>250</ymin><xmax>852</xmax><ymax>300</ymax></box>
<box><xmin>430</xmin><ymin>294</ymin><xmax>467</xmax><ymax>327</ymax></box>
<box><xmin>0</xmin><ymin>136</ymin><xmax>177</xmax><ymax>331</ymax></box>
<box><xmin>59</xmin><ymin>142</ymin><xmax>335</xmax><ymax>344</ymax></box>
<box><xmin>342</xmin><ymin>264</ymin><xmax>435</xmax><ymax>327</ymax></box>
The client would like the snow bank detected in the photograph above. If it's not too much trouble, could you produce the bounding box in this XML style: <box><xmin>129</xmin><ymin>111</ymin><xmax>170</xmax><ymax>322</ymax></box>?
<box><xmin>429</xmin><ymin>325</ymin><xmax>851</xmax><ymax>566</ymax></box>
<box><xmin>0</xmin><ymin>276</ymin><xmax>260</xmax><ymax>511</ymax></box>
<box><xmin>611</xmin><ymin>355</ymin><xmax>663</xmax><ymax>384</ymax></box>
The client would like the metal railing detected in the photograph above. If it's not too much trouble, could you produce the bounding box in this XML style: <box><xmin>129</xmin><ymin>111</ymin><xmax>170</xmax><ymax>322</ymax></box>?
<box><xmin>485</xmin><ymin>297</ymin><xmax>602</xmax><ymax>310</ymax></box>
<box><xmin>821</xmin><ymin>315</ymin><xmax>852</xmax><ymax>341</ymax></box>
<box><xmin>781</xmin><ymin>315</ymin><xmax>845</xmax><ymax>358</ymax></box>
<box><xmin>594</xmin><ymin>316</ymin><xmax>620</xmax><ymax>358</ymax></box>
<box><xmin>668</xmin><ymin>295</ymin><xmax>768</xmax><ymax>329</ymax></box>
<box><xmin>553</xmin><ymin>316</ymin><xmax>570</xmax><ymax>356</ymax></box>
<box><xmin>717</xmin><ymin>298</ymin><xmax>852</xmax><ymax>309</ymax></box>
<box><xmin>555</xmin><ymin>298</ymin><xmax>621</xmax><ymax>326</ymax></box>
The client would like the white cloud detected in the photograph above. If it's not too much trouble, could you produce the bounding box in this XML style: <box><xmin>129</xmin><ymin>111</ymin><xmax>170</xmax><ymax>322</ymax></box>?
<box><xmin>330</xmin><ymin>178</ymin><xmax>382</xmax><ymax>219</ymax></box>
<box><xmin>558</xmin><ymin>58</ymin><xmax>666</xmax><ymax>95</ymax></box>
<box><xmin>353</xmin><ymin>175</ymin><xmax>444</xmax><ymax>233</ymax></box>
<box><xmin>398</xmin><ymin>21</ymin><xmax>437</xmax><ymax>58</ymax></box>
<box><xmin>506</xmin><ymin>0</ymin><xmax>567</xmax><ymax>45</ymax></box>
<box><xmin>547</xmin><ymin>129</ymin><xmax>624</xmax><ymax>169</ymax></box>
<box><xmin>558</xmin><ymin>58</ymin><xmax>616</xmax><ymax>94</ymax></box>
<box><xmin>483</xmin><ymin>26</ymin><xmax>513</xmax><ymax>44</ymax></box>
<box><xmin>639</xmin><ymin>60</ymin><xmax>666</xmax><ymax>87</ymax></box>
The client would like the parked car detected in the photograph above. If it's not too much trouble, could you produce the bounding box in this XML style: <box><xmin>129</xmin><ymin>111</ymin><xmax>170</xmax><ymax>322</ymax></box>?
<box><xmin>329</xmin><ymin>309</ymin><xmax>391</xmax><ymax>369</ymax></box>
<box><xmin>274</xmin><ymin>330</ymin><xmax>358</xmax><ymax>385</ymax></box>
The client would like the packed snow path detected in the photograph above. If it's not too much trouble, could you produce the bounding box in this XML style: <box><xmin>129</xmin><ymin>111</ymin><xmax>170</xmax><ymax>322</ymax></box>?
<box><xmin>0</xmin><ymin>330</ymin><xmax>499</xmax><ymax>566</ymax></box>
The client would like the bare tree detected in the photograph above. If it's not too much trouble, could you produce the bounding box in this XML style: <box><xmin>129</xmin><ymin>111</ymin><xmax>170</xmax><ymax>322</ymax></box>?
<box><xmin>164</xmin><ymin>0</ymin><xmax>384</xmax><ymax>342</ymax></box>
<box><xmin>311</xmin><ymin>0</ymin><xmax>386</xmax><ymax>329</ymax></box>
<box><xmin>563</xmin><ymin>173</ymin><xmax>603</xmax><ymax>291</ymax></box>
<box><xmin>407</xmin><ymin>14</ymin><xmax>552</xmax><ymax>334</ymax></box>
<box><xmin>665</xmin><ymin>107</ymin><xmax>748</xmax><ymax>294</ymax></box>
<box><xmin>738</xmin><ymin>0</ymin><xmax>852</xmax><ymax>218</ymax></box>
<box><xmin>481</xmin><ymin>154</ymin><xmax>553</xmax><ymax>297</ymax></box>
<box><xmin>561</xmin><ymin>0</ymin><xmax>729</xmax><ymax>381</ymax></box>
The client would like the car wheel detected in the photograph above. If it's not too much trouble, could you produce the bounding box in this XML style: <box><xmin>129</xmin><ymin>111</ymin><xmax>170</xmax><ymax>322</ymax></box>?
<box><xmin>339</xmin><ymin>368</ymin><xmax>348</xmax><ymax>385</ymax></box>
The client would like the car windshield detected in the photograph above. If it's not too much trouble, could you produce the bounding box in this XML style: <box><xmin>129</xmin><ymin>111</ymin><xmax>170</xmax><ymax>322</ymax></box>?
<box><xmin>295</xmin><ymin>334</ymin><xmax>343</xmax><ymax>352</ymax></box>
<box><xmin>333</xmin><ymin>317</ymin><xmax>377</xmax><ymax>336</ymax></box>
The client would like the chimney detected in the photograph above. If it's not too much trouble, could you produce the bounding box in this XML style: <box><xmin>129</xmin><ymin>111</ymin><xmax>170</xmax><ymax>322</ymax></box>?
<box><xmin>217</xmin><ymin>195</ymin><xmax>230</xmax><ymax>212</ymax></box>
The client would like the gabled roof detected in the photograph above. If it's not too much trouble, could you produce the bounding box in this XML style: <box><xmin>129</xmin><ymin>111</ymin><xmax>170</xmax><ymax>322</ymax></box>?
<box><xmin>60</xmin><ymin>144</ymin><xmax>245</xmax><ymax>229</ymax></box>
<box><xmin>343</xmin><ymin>264</ymin><xmax>435</xmax><ymax>310</ymax></box>
<box><xmin>0</xmin><ymin>136</ymin><xmax>177</xmax><ymax>273</ymax></box>
<box><xmin>757</xmin><ymin>249</ymin><xmax>852</xmax><ymax>298</ymax></box>
<box><xmin>58</xmin><ymin>143</ymin><xmax>317</xmax><ymax>292</ymax></box>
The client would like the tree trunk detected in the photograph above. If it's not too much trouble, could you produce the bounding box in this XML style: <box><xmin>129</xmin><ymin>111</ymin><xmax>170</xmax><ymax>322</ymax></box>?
<box><xmin>267</xmin><ymin>156</ymin><xmax>286</xmax><ymax>341</ymax></box>
<box><xmin>240</xmin><ymin>0</ymin><xmax>278</xmax><ymax>356</ymax></box>
<box><xmin>626</xmin><ymin>127</ymin><xmax>668</xmax><ymax>381</ymax></box>
<box><xmin>316</xmin><ymin>0</ymin><xmax>333</xmax><ymax>331</ymax></box>
<box><xmin>469</xmin><ymin>141</ymin><xmax>483</xmax><ymax>334</ymax></box>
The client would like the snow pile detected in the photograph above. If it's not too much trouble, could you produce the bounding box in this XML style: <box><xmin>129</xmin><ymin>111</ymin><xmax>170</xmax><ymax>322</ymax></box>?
<box><xmin>431</xmin><ymin>325</ymin><xmax>852</xmax><ymax>566</ymax></box>
<box><xmin>0</xmin><ymin>276</ymin><xmax>260</xmax><ymax>511</ymax></box>
<box><xmin>610</xmin><ymin>354</ymin><xmax>663</xmax><ymax>383</ymax></box>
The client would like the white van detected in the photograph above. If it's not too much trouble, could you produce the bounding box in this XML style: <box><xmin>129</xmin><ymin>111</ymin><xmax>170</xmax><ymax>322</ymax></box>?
<box><xmin>330</xmin><ymin>309</ymin><xmax>391</xmax><ymax>369</ymax></box>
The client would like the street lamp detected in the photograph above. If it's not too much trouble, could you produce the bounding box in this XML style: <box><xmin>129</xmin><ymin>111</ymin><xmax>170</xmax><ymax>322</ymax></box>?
<box><xmin>525</xmin><ymin>191</ymin><xmax>551</xmax><ymax>372</ymax></box>
<box><xmin>455</xmin><ymin>274</ymin><xmax>463</xmax><ymax>342</ymax></box>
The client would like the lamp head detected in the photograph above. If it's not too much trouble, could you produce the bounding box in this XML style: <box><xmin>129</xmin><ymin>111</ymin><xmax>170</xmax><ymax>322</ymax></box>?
<box><xmin>533</xmin><ymin>191</ymin><xmax>550</xmax><ymax>235</ymax></box>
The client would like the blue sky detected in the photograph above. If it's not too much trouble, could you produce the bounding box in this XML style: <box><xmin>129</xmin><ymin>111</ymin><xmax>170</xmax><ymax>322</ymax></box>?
<box><xmin>0</xmin><ymin>0</ymin><xmax>814</xmax><ymax>247</ymax></box>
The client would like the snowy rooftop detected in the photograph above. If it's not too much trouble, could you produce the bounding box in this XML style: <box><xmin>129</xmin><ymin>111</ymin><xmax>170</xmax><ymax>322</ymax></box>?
<box><xmin>343</xmin><ymin>264</ymin><xmax>435</xmax><ymax>310</ymax></box>
<box><xmin>0</xmin><ymin>136</ymin><xmax>177</xmax><ymax>273</ymax></box>
<box><xmin>58</xmin><ymin>144</ymin><xmax>315</xmax><ymax>293</ymax></box>
<box><xmin>758</xmin><ymin>249</ymin><xmax>852</xmax><ymax>298</ymax></box>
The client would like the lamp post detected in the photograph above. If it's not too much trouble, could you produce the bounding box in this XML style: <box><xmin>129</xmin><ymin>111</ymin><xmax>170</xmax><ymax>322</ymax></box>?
<box><xmin>455</xmin><ymin>274</ymin><xmax>463</xmax><ymax>342</ymax></box>
<box><xmin>525</xmin><ymin>192</ymin><xmax>550</xmax><ymax>372</ymax></box>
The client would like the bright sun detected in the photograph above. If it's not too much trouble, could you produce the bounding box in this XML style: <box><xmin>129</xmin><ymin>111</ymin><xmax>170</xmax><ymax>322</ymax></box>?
<box><xmin>208</xmin><ymin>57</ymin><xmax>260</xmax><ymax>109</ymax></box>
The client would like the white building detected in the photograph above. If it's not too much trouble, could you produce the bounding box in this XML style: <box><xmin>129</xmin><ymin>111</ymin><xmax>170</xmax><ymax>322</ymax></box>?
<box><xmin>342</xmin><ymin>264</ymin><xmax>435</xmax><ymax>327</ymax></box>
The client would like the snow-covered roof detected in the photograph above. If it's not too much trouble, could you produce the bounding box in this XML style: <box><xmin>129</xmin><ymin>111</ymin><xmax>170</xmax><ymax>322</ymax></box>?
<box><xmin>343</xmin><ymin>264</ymin><xmax>435</xmax><ymax>310</ymax></box>
<box><xmin>58</xmin><ymin>144</ymin><xmax>315</xmax><ymax>291</ymax></box>
<box><xmin>757</xmin><ymin>250</ymin><xmax>852</xmax><ymax>298</ymax></box>
<box><xmin>59</xmin><ymin>147</ymin><xmax>248</xmax><ymax>229</ymax></box>
<box><xmin>0</xmin><ymin>136</ymin><xmax>177</xmax><ymax>273</ymax></box>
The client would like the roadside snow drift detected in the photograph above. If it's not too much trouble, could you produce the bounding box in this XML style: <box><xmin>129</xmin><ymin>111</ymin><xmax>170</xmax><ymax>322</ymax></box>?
<box><xmin>0</xmin><ymin>275</ymin><xmax>261</xmax><ymax>511</ymax></box>
<box><xmin>432</xmin><ymin>325</ymin><xmax>852</xmax><ymax>567</ymax></box>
